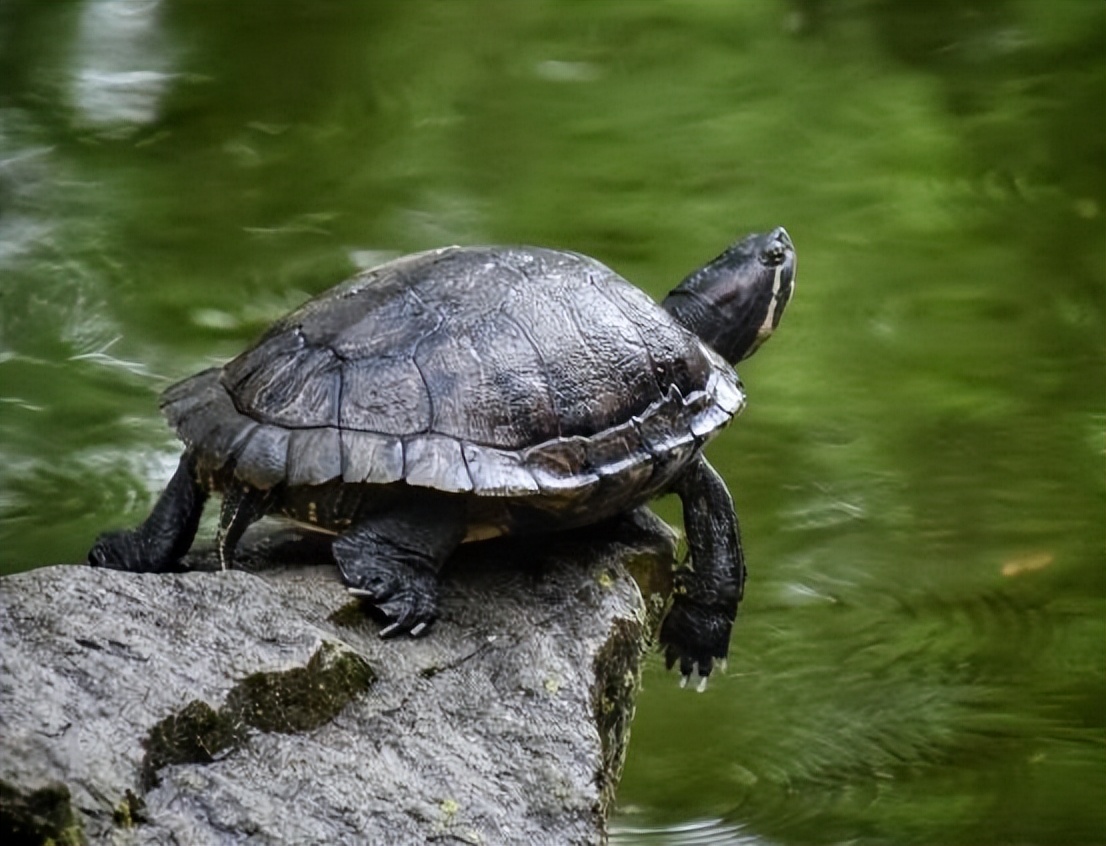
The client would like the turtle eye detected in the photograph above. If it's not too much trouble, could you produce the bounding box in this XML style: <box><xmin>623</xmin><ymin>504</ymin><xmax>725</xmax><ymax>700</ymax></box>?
<box><xmin>761</xmin><ymin>243</ymin><xmax>786</xmax><ymax>267</ymax></box>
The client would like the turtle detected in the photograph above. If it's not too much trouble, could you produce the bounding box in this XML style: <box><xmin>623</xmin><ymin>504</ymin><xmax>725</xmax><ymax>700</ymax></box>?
<box><xmin>89</xmin><ymin>227</ymin><xmax>796</xmax><ymax>687</ymax></box>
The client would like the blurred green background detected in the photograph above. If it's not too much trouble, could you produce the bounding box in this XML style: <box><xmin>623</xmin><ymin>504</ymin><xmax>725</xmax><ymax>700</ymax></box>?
<box><xmin>1</xmin><ymin>1</ymin><xmax>1103</xmax><ymax>843</ymax></box>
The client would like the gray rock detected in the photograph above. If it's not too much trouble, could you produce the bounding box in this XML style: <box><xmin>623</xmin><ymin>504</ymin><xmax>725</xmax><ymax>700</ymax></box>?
<box><xmin>0</xmin><ymin>510</ymin><xmax>676</xmax><ymax>846</ymax></box>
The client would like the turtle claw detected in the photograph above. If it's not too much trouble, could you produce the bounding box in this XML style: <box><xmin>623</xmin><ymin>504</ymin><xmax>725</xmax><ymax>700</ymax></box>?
<box><xmin>340</xmin><ymin>565</ymin><xmax>439</xmax><ymax>640</ymax></box>
<box><xmin>378</xmin><ymin>621</ymin><xmax>403</xmax><ymax>639</ymax></box>
<box><xmin>356</xmin><ymin>593</ymin><xmax>438</xmax><ymax>640</ymax></box>
<box><xmin>376</xmin><ymin>617</ymin><xmax>431</xmax><ymax>640</ymax></box>
<box><xmin>660</xmin><ymin>597</ymin><xmax>732</xmax><ymax>691</ymax></box>
<box><xmin>678</xmin><ymin>670</ymin><xmax>711</xmax><ymax>692</ymax></box>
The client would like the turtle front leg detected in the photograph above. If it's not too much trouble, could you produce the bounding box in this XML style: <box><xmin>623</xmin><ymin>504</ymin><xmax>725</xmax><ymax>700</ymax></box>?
<box><xmin>88</xmin><ymin>450</ymin><xmax>208</xmax><ymax>572</ymax></box>
<box><xmin>334</xmin><ymin>495</ymin><xmax>467</xmax><ymax>638</ymax></box>
<box><xmin>662</xmin><ymin>455</ymin><xmax>745</xmax><ymax>691</ymax></box>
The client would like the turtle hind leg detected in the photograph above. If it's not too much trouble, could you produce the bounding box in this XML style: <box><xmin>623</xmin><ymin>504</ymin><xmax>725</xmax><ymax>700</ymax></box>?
<box><xmin>88</xmin><ymin>450</ymin><xmax>208</xmax><ymax>573</ymax></box>
<box><xmin>660</xmin><ymin>455</ymin><xmax>745</xmax><ymax>691</ymax></box>
<box><xmin>216</xmin><ymin>485</ymin><xmax>272</xmax><ymax>570</ymax></box>
<box><xmin>334</xmin><ymin>495</ymin><xmax>467</xmax><ymax>638</ymax></box>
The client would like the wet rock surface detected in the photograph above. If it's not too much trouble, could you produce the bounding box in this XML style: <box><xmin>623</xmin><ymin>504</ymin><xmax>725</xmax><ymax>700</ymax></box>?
<box><xmin>0</xmin><ymin>510</ymin><xmax>676</xmax><ymax>845</ymax></box>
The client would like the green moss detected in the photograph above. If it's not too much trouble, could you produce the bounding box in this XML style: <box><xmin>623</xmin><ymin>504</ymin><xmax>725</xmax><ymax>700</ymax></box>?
<box><xmin>141</xmin><ymin>641</ymin><xmax>373</xmax><ymax>789</ymax></box>
<box><xmin>327</xmin><ymin>600</ymin><xmax>371</xmax><ymax>629</ymax></box>
<box><xmin>141</xmin><ymin>699</ymin><xmax>243</xmax><ymax>790</ymax></box>
<box><xmin>439</xmin><ymin>797</ymin><xmax>460</xmax><ymax>821</ymax></box>
<box><xmin>591</xmin><ymin>616</ymin><xmax>645</xmax><ymax>816</ymax></box>
<box><xmin>620</xmin><ymin>546</ymin><xmax>677</xmax><ymax>637</ymax></box>
<box><xmin>111</xmin><ymin>790</ymin><xmax>148</xmax><ymax>829</ymax></box>
<box><xmin>0</xmin><ymin>780</ymin><xmax>85</xmax><ymax>846</ymax></box>
<box><xmin>225</xmin><ymin>641</ymin><xmax>374</xmax><ymax>734</ymax></box>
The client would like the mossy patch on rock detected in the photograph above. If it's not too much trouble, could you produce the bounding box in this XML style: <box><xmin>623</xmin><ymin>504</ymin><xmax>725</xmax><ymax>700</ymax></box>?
<box><xmin>591</xmin><ymin>616</ymin><xmax>645</xmax><ymax>816</ymax></box>
<box><xmin>327</xmin><ymin>599</ymin><xmax>372</xmax><ymax>629</ymax></box>
<box><xmin>226</xmin><ymin>639</ymin><xmax>374</xmax><ymax>733</ymax></box>
<box><xmin>0</xmin><ymin>779</ymin><xmax>84</xmax><ymax>846</ymax></box>
<box><xmin>142</xmin><ymin>699</ymin><xmax>243</xmax><ymax>790</ymax></box>
<box><xmin>112</xmin><ymin>789</ymin><xmax>148</xmax><ymax>829</ymax></box>
<box><xmin>142</xmin><ymin>640</ymin><xmax>373</xmax><ymax>789</ymax></box>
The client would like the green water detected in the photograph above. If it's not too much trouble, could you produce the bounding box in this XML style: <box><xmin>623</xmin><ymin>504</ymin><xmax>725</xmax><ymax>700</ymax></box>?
<box><xmin>1</xmin><ymin>1</ymin><xmax>1103</xmax><ymax>843</ymax></box>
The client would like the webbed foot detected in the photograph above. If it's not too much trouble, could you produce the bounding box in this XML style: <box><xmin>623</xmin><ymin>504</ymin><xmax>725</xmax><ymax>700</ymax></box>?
<box><xmin>88</xmin><ymin>529</ymin><xmax>146</xmax><ymax>571</ymax></box>
<box><xmin>659</xmin><ymin>597</ymin><xmax>734</xmax><ymax>692</ymax></box>
<box><xmin>88</xmin><ymin>527</ymin><xmax>191</xmax><ymax>573</ymax></box>
<box><xmin>343</xmin><ymin>561</ymin><xmax>439</xmax><ymax>638</ymax></box>
<box><xmin>333</xmin><ymin>496</ymin><xmax>465</xmax><ymax>640</ymax></box>
<box><xmin>87</xmin><ymin>452</ymin><xmax>207</xmax><ymax>573</ymax></box>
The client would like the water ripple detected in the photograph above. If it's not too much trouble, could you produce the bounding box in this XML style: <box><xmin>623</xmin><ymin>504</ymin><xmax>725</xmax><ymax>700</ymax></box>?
<box><xmin>611</xmin><ymin>817</ymin><xmax>772</xmax><ymax>846</ymax></box>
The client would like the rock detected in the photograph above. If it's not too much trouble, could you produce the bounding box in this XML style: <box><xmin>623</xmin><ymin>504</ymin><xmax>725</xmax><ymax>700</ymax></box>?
<box><xmin>0</xmin><ymin>510</ymin><xmax>676</xmax><ymax>846</ymax></box>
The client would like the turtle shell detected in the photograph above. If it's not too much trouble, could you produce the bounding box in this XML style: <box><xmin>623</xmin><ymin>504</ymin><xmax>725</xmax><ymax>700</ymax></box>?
<box><xmin>161</xmin><ymin>246</ymin><xmax>745</xmax><ymax>499</ymax></box>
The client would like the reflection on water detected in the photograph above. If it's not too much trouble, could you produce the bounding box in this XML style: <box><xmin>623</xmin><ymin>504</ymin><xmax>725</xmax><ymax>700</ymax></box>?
<box><xmin>612</xmin><ymin>818</ymin><xmax>768</xmax><ymax>846</ymax></box>
<box><xmin>70</xmin><ymin>0</ymin><xmax>174</xmax><ymax>132</ymax></box>
<box><xmin>0</xmin><ymin>1</ymin><xmax>1102</xmax><ymax>843</ymax></box>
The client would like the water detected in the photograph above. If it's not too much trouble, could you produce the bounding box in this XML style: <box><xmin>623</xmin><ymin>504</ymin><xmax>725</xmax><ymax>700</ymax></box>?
<box><xmin>1</xmin><ymin>1</ymin><xmax>1103</xmax><ymax>843</ymax></box>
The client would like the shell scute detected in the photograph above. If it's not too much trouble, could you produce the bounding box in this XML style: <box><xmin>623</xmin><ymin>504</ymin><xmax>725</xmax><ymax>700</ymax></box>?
<box><xmin>340</xmin><ymin>357</ymin><xmax>432</xmax><ymax>435</ymax></box>
<box><xmin>234</xmin><ymin>425</ymin><xmax>289</xmax><ymax>489</ymax></box>
<box><xmin>340</xmin><ymin>430</ymin><xmax>403</xmax><ymax>484</ymax></box>
<box><xmin>403</xmin><ymin>435</ymin><xmax>474</xmax><ymax>493</ymax></box>
<box><xmin>462</xmin><ymin>443</ymin><xmax>541</xmax><ymax>496</ymax></box>
<box><xmin>522</xmin><ymin>436</ymin><xmax>600</xmax><ymax>495</ymax></box>
<box><xmin>287</xmin><ymin>428</ymin><xmax>341</xmax><ymax>486</ymax></box>
<box><xmin>226</xmin><ymin>341</ymin><xmax>341</xmax><ymax>430</ymax></box>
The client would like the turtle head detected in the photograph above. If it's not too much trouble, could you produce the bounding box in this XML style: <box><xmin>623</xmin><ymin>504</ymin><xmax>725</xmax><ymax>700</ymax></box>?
<box><xmin>662</xmin><ymin>227</ymin><xmax>795</xmax><ymax>364</ymax></box>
